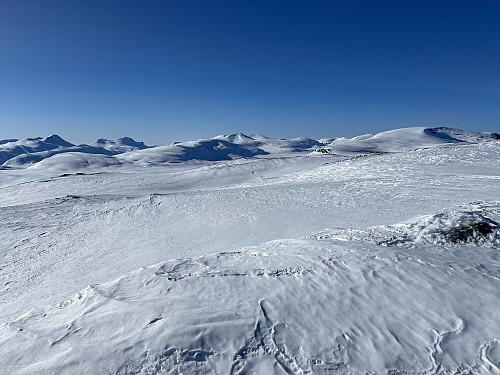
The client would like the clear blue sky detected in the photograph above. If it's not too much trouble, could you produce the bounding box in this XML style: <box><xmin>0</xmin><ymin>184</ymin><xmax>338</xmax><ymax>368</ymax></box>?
<box><xmin>1</xmin><ymin>0</ymin><xmax>499</xmax><ymax>144</ymax></box>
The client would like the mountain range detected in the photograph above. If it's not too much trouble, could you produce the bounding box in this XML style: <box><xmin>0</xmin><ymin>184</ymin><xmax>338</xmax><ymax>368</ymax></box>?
<box><xmin>1</xmin><ymin>127</ymin><xmax>498</xmax><ymax>171</ymax></box>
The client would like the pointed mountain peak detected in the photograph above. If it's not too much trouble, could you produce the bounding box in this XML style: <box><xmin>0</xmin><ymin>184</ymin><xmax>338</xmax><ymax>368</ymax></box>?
<box><xmin>219</xmin><ymin>133</ymin><xmax>257</xmax><ymax>144</ymax></box>
<box><xmin>43</xmin><ymin>135</ymin><xmax>74</xmax><ymax>147</ymax></box>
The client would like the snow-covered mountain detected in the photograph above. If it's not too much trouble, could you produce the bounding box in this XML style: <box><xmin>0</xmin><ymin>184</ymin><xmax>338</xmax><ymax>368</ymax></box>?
<box><xmin>321</xmin><ymin>126</ymin><xmax>499</xmax><ymax>154</ymax></box>
<box><xmin>0</xmin><ymin>126</ymin><xmax>499</xmax><ymax>374</ymax></box>
<box><xmin>1</xmin><ymin>127</ymin><xmax>498</xmax><ymax>172</ymax></box>
<box><xmin>0</xmin><ymin>135</ymin><xmax>148</xmax><ymax>169</ymax></box>
<box><xmin>0</xmin><ymin>135</ymin><xmax>74</xmax><ymax>165</ymax></box>
<box><xmin>94</xmin><ymin>137</ymin><xmax>151</xmax><ymax>153</ymax></box>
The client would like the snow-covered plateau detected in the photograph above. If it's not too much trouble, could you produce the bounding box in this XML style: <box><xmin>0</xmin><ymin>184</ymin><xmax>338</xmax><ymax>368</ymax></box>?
<box><xmin>0</xmin><ymin>126</ymin><xmax>499</xmax><ymax>374</ymax></box>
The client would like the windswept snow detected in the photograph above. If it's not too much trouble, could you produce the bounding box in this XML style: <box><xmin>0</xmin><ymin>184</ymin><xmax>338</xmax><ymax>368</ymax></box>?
<box><xmin>0</xmin><ymin>127</ymin><xmax>499</xmax><ymax>374</ymax></box>
<box><xmin>3</xmin><ymin>225</ymin><xmax>500</xmax><ymax>374</ymax></box>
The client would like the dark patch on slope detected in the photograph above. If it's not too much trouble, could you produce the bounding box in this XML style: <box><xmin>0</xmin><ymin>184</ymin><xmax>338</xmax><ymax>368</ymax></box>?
<box><xmin>444</xmin><ymin>222</ymin><xmax>494</xmax><ymax>244</ymax></box>
<box><xmin>175</xmin><ymin>139</ymin><xmax>269</xmax><ymax>161</ymax></box>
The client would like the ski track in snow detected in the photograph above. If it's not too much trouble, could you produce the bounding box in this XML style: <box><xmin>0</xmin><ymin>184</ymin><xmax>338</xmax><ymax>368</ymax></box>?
<box><xmin>0</xmin><ymin>129</ymin><xmax>499</xmax><ymax>374</ymax></box>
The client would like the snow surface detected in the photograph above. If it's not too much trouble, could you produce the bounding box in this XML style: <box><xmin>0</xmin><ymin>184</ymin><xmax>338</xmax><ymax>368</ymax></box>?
<box><xmin>0</xmin><ymin>127</ymin><xmax>499</xmax><ymax>374</ymax></box>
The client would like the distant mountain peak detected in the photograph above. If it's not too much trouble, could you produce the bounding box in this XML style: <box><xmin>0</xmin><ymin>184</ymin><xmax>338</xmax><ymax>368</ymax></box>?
<box><xmin>117</xmin><ymin>137</ymin><xmax>147</xmax><ymax>148</ymax></box>
<box><xmin>216</xmin><ymin>133</ymin><xmax>258</xmax><ymax>145</ymax></box>
<box><xmin>93</xmin><ymin>137</ymin><xmax>150</xmax><ymax>151</ymax></box>
<box><xmin>95</xmin><ymin>137</ymin><xmax>148</xmax><ymax>148</ymax></box>
<box><xmin>43</xmin><ymin>135</ymin><xmax>74</xmax><ymax>147</ymax></box>
<box><xmin>95</xmin><ymin>138</ymin><xmax>110</xmax><ymax>144</ymax></box>
<box><xmin>229</xmin><ymin>132</ymin><xmax>252</xmax><ymax>138</ymax></box>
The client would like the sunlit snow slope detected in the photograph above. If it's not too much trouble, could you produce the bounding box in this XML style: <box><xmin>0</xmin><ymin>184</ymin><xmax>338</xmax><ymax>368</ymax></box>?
<box><xmin>0</xmin><ymin>127</ymin><xmax>499</xmax><ymax>374</ymax></box>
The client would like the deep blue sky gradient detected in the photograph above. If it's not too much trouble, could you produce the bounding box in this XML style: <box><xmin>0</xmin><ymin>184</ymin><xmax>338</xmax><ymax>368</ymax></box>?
<box><xmin>1</xmin><ymin>0</ymin><xmax>499</xmax><ymax>144</ymax></box>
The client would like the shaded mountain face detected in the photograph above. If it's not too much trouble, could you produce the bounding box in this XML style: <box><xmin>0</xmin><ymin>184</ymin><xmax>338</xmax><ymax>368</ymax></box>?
<box><xmin>1</xmin><ymin>127</ymin><xmax>498</xmax><ymax>169</ymax></box>
<box><xmin>43</xmin><ymin>135</ymin><xmax>74</xmax><ymax>147</ymax></box>
<box><xmin>175</xmin><ymin>139</ymin><xmax>269</xmax><ymax>161</ymax></box>
<box><xmin>425</xmin><ymin>127</ymin><xmax>500</xmax><ymax>142</ymax></box>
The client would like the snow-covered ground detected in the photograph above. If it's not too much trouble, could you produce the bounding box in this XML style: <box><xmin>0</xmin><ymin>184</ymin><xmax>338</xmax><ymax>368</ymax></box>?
<box><xmin>0</xmin><ymin>127</ymin><xmax>499</xmax><ymax>374</ymax></box>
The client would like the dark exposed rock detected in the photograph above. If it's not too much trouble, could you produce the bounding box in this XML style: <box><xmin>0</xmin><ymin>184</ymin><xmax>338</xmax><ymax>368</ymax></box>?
<box><xmin>444</xmin><ymin>222</ymin><xmax>494</xmax><ymax>243</ymax></box>
<box><xmin>315</xmin><ymin>148</ymin><xmax>333</xmax><ymax>154</ymax></box>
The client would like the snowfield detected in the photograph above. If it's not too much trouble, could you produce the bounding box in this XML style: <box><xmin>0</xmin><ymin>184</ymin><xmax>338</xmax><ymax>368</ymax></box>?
<box><xmin>0</xmin><ymin>127</ymin><xmax>499</xmax><ymax>374</ymax></box>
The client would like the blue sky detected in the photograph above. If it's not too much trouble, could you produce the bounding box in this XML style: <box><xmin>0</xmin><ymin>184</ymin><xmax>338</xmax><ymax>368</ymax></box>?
<box><xmin>1</xmin><ymin>0</ymin><xmax>499</xmax><ymax>144</ymax></box>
